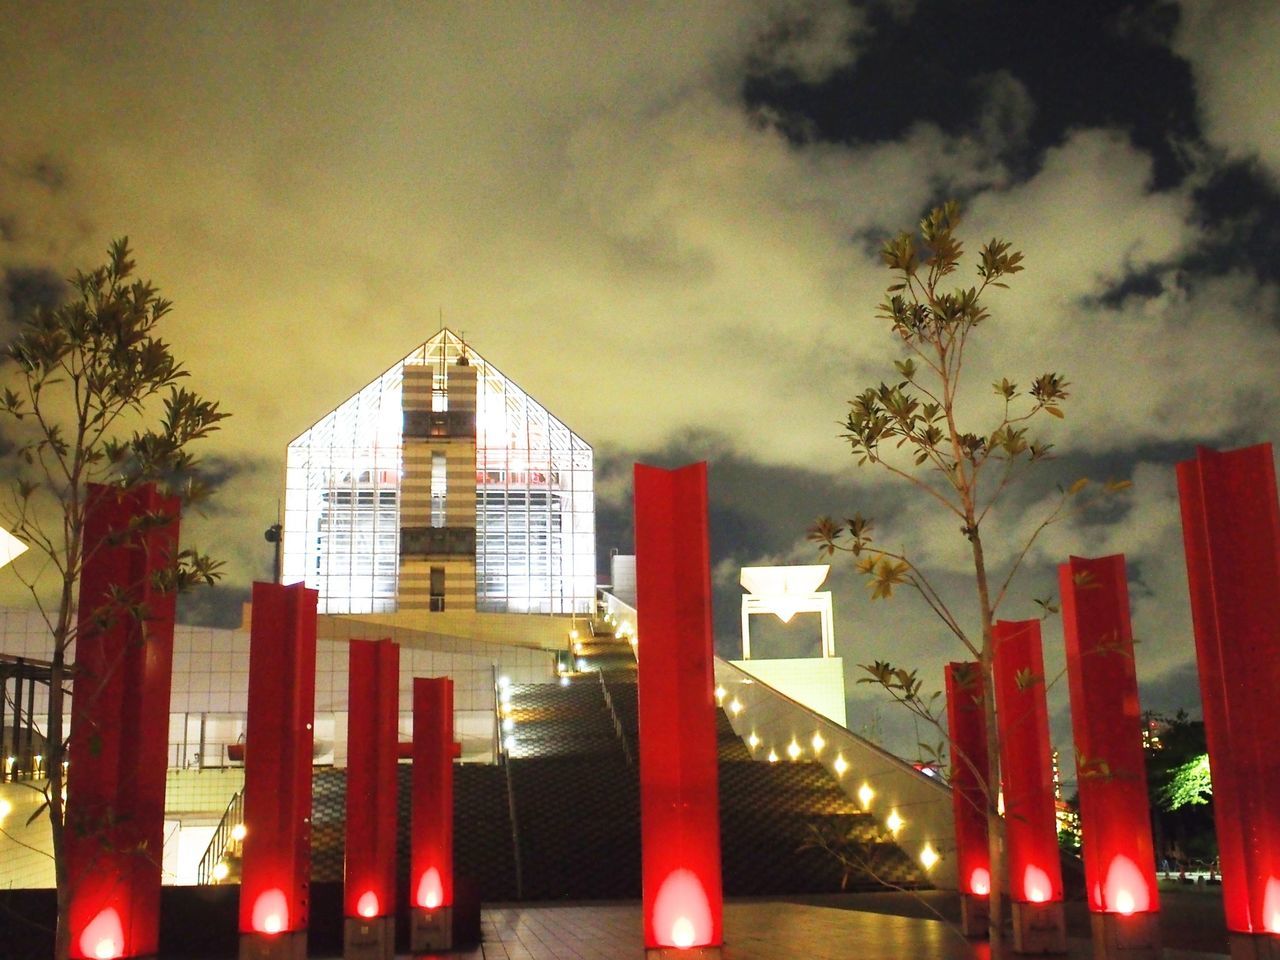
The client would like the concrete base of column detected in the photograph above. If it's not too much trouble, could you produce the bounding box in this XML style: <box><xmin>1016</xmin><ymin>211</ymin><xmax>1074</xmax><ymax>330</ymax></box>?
<box><xmin>646</xmin><ymin>947</ymin><xmax>723</xmax><ymax>960</ymax></box>
<box><xmin>344</xmin><ymin>916</ymin><xmax>395</xmax><ymax>960</ymax></box>
<box><xmin>1090</xmin><ymin>912</ymin><xmax>1161</xmax><ymax>960</ymax></box>
<box><xmin>411</xmin><ymin>905</ymin><xmax>452</xmax><ymax>953</ymax></box>
<box><xmin>239</xmin><ymin>931</ymin><xmax>307</xmax><ymax>960</ymax></box>
<box><xmin>1012</xmin><ymin>901</ymin><xmax>1068</xmax><ymax>954</ymax></box>
<box><xmin>961</xmin><ymin>894</ymin><xmax>990</xmax><ymax>938</ymax></box>
<box><xmin>1230</xmin><ymin>933</ymin><xmax>1280</xmax><ymax>960</ymax></box>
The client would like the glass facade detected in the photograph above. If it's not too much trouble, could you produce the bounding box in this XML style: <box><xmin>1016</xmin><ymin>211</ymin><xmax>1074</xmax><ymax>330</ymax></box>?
<box><xmin>283</xmin><ymin>329</ymin><xmax>595</xmax><ymax>616</ymax></box>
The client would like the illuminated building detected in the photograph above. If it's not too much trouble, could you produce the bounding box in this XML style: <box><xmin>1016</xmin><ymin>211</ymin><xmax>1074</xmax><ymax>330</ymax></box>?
<box><xmin>283</xmin><ymin>328</ymin><xmax>595</xmax><ymax>617</ymax></box>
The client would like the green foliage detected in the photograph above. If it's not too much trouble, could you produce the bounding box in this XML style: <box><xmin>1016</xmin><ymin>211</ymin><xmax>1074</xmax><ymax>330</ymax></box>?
<box><xmin>1158</xmin><ymin>753</ymin><xmax>1212</xmax><ymax>811</ymax></box>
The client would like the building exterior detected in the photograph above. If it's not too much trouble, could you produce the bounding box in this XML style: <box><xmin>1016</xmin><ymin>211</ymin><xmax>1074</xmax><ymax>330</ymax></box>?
<box><xmin>282</xmin><ymin>328</ymin><xmax>596</xmax><ymax>619</ymax></box>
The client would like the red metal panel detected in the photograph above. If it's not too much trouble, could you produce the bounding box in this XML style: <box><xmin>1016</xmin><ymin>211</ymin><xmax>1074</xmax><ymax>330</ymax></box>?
<box><xmin>412</xmin><ymin>677</ymin><xmax>454</xmax><ymax>910</ymax></box>
<box><xmin>1177</xmin><ymin>443</ymin><xmax>1280</xmax><ymax>934</ymax></box>
<box><xmin>67</xmin><ymin>483</ymin><xmax>180</xmax><ymax>960</ymax></box>
<box><xmin>634</xmin><ymin>462</ymin><xmax>724</xmax><ymax>950</ymax></box>
<box><xmin>345</xmin><ymin>639</ymin><xmax>399</xmax><ymax>919</ymax></box>
<box><xmin>1060</xmin><ymin>554</ymin><xmax>1158</xmax><ymax>916</ymax></box>
<box><xmin>945</xmin><ymin>661</ymin><xmax>990</xmax><ymax>898</ymax></box>
<box><xmin>992</xmin><ymin>618</ymin><xmax>1063</xmax><ymax>906</ymax></box>
<box><xmin>238</xmin><ymin>582</ymin><xmax>318</xmax><ymax>936</ymax></box>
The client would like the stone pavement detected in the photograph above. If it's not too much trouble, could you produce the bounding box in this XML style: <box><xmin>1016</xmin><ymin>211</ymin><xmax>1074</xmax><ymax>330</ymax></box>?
<box><xmin>414</xmin><ymin>900</ymin><xmax>1229</xmax><ymax>960</ymax></box>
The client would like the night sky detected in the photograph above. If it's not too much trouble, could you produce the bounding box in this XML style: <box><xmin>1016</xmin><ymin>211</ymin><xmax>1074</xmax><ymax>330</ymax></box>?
<box><xmin>3</xmin><ymin>1</ymin><xmax>1279</xmax><ymax>764</ymax></box>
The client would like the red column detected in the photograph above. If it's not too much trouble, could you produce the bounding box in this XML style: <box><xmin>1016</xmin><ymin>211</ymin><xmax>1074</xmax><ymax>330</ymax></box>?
<box><xmin>945</xmin><ymin>661</ymin><xmax>990</xmax><ymax>935</ymax></box>
<box><xmin>410</xmin><ymin>676</ymin><xmax>456</xmax><ymax>952</ymax></box>
<box><xmin>994</xmin><ymin>618</ymin><xmax>1066</xmax><ymax>953</ymax></box>
<box><xmin>67</xmin><ymin>483</ymin><xmax>180</xmax><ymax>960</ymax></box>
<box><xmin>1060</xmin><ymin>554</ymin><xmax>1159</xmax><ymax>914</ymax></box>
<box><xmin>634</xmin><ymin>462</ymin><xmax>723</xmax><ymax>955</ymax></box>
<box><xmin>344</xmin><ymin>639</ymin><xmax>398</xmax><ymax>950</ymax></box>
<box><xmin>238</xmin><ymin>581</ymin><xmax>317</xmax><ymax>956</ymax></box>
<box><xmin>1177</xmin><ymin>443</ymin><xmax>1280</xmax><ymax>939</ymax></box>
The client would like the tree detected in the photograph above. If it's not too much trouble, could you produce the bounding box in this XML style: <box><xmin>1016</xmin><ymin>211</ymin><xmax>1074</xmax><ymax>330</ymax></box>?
<box><xmin>0</xmin><ymin>238</ymin><xmax>228</xmax><ymax>959</ymax></box>
<box><xmin>1144</xmin><ymin>711</ymin><xmax>1215</xmax><ymax>870</ymax></box>
<box><xmin>810</xmin><ymin>201</ymin><xmax>1123</xmax><ymax>957</ymax></box>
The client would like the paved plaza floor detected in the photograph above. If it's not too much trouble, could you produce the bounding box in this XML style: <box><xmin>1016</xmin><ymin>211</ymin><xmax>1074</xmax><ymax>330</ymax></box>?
<box><xmin>416</xmin><ymin>896</ymin><xmax>1229</xmax><ymax>960</ymax></box>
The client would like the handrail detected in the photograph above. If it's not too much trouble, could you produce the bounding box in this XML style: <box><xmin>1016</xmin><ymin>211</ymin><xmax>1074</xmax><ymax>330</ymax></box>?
<box><xmin>502</xmin><ymin>729</ymin><xmax>524</xmax><ymax>899</ymax></box>
<box><xmin>597</xmin><ymin>672</ymin><xmax>633</xmax><ymax>766</ymax></box>
<box><xmin>197</xmin><ymin>788</ymin><xmax>244</xmax><ymax>885</ymax></box>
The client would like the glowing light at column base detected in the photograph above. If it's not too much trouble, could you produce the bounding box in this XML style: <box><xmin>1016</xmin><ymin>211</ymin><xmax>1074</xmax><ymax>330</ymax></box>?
<box><xmin>1023</xmin><ymin>864</ymin><xmax>1052</xmax><ymax>903</ymax></box>
<box><xmin>252</xmin><ymin>888</ymin><xmax>289</xmax><ymax>934</ymax></box>
<box><xmin>653</xmin><ymin>869</ymin><xmax>713</xmax><ymax>949</ymax></box>
<box><xmin>356</xmin><ymin>890</ymin><xmax>380</xmax><ymax>919</ymax></box>
<box><xmin>417</xmin><ymin>867</ymin><xmax>444</xmax><ymax>910</ymax></box>
<box><xmin>969</xmin><ymin>867</ymin><xmax>991</xmax><ymax>897</ymax></box>
<box><xmin>1263</xmin><ymin>876</ymin><xmax>1280</xmax><ymax>933</ymax></box>
<box><xmin>1104</xmin><ymin>855</ymin><xmax>1149</xmax><ymax>915</ymax></box>
<box><xmin>80</xmin><ymin>907</ymin><xmax>124</xmax><ymax>960</ymax></box>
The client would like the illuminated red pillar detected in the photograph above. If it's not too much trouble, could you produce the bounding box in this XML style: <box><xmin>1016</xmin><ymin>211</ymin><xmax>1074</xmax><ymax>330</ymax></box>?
<box><xmin>635</xmin><ymin>462</ymin><xmax>723</xmax><ymax>958</ymax></box>
<box><xmin>66</xmin><ymin>484</ymin><xmax>180</xmax><ymax>960</ymax></box>
<box><xmin>343</xmin><ymin>639</ymin><xmax>398</xmax><ymax>960</ymax></box>
<box><xmin>239</xmin><ymin>582</ymin><xmax>317</xmax><ymax>960</ymax></box>
<box><xmin>945</xmin><ymin>661</ymin><xmax>991</xmax><ymax>937</ymax></box>
<box><xmin>410</xmin><ymin>676</ymin><xmax>458</xmax><ymax>952</ymax></box>
<box><xmin>1177</xmin><ymin>443</ymin><xmax>1280</xmax><ymax>958</ymax></box>
<box><xmin>993</xmin><ymin>618</ymin><xmax>1066</xmax><ymax>954</ymax></box>
<box><xmin>1060</xmin><ymin>554</ymin><xmax>1161</xmax><ymax>959</ymax></box>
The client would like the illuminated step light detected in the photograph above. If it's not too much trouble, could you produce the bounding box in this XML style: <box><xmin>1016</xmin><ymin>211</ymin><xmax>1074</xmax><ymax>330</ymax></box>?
<box><xmin>559</xmin><ymin>675</ymin><xmax>570</xmax><ymax>687</ymax></box>
<box><xmin>504</xmin><ymin>736</ymin><xmax>516</xmax><ymax>751</ymax></box>
<box><xmin>212</xmin><ymin>861</ymin><xmax>229</xmax><ymax>882</ymax></box>
<box><xmin>767</xmin><ymin>749</ymin><xmax>779</xmax><ymax>763</ymax></box>
<box><xmin>886</xmin><ymin>810</ymin><xmax>903</xmax><ymax>834</ymax></box>
<box><xmin>833</xmin><ymin>754</ymin><xmax>848</xmax><ymax>777</ymax></box>
<box><xmin>569</xmin><ymin>629</ymin><xmax>579</xmax><ymax>640</ymax></box>
<box><xmin>920</xmin><ymin>843</ymin><xmax>939</xmax><ymax>870</ymax></box>
<box><xmin>728</xmin><ymin>698</ymin><xmax>743</xmax><ymax>716</ymax></box>
<box><xmin>857</xmin><ymin>783</ymin><xmax>874</xmax><ymax>809</ymax></box>
<box><xmin>714</xmin><ymin>685</ymin><xmax>727</xmax><ymax>705</ymax></box>
<box><xmin>573</xmin><ymin>642</ymin><xmax>584</xmax><ymax>654</ymax></box>
<box><xmin>747</xmin><ymin>732</ymin><xmax>760</xmax><ymax>749</ymax></box>
<box><xmin>786</xmin><ymin>741</ymin><xmax>801</xmax><ymax>761</ymax></box>
<box><xmin>502</xmin><ymin>718</ymin><xmax>515</xmax><ymax>732</ymax></box>
<box><xmin>230</xmin><ymin>823</ymin><xmax>246</xmax><ymax>842</ymax></box>
<box><xmin>576</xmin><ymin>658</ymin><xmax>588</xmax><ymax>670</ymax></box>
<box><xmin>497</xmin><ymin>676</ymin><xmax>511</xmax><ymax>690</ymax></box>
<box><xmin>810</xmin><ymin>731</ymin><xmax>825</xmax><ymax>754</ymax></box>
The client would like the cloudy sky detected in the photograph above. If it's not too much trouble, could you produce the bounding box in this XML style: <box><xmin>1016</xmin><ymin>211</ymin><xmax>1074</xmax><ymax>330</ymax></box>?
<box><xmin>3</xmin><ymin>1</ymin><xmax>1279</xmax><ymax>763</ymax></box>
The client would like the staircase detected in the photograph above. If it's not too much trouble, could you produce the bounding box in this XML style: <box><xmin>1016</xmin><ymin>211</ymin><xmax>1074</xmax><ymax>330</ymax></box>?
<box><xmin>205</xmin><ymin>633</ymin><xmax>924</xmax><ymax>900</ymax></box>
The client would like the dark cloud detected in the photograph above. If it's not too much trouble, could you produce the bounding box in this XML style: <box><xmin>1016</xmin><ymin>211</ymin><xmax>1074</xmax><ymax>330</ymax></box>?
<box><xmin>176</xmin><ymin>581</ymin><xmax>250</xmax><ymax>629</ymax></box>
<box><xmin>1</xmin><ymin>264</ymin><xmax>64</xmax><ymax>329</ymax></box>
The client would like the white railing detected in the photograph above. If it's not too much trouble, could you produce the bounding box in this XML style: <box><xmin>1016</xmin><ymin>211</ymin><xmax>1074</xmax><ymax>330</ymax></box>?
<box><xmin>713</xmin><ymin>656</ymin><xmax>957</xmax><ymax>889</ymax></box>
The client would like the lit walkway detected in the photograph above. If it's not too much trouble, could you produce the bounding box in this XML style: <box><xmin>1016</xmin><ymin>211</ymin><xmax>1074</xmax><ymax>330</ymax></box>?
<box><xmin>415</xmin><ymin>900</ymin><xmax>1227</xmax><ymax>960</ymax></box>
